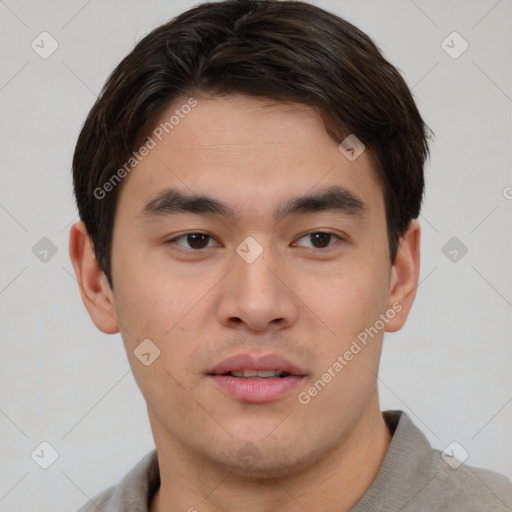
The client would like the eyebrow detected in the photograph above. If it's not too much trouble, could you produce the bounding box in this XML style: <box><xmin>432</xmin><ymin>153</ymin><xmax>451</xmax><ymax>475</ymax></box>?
<box><xmin>140</xmin><ymin>184</ymin><xmax>368</xmax><ymax>222</ymax></box>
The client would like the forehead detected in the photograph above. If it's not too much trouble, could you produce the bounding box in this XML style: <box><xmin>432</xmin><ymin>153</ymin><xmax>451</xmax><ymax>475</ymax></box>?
<box><xmin>117</xmin><ymin>94</ymin><xmax>384</xmax><ymax>220</ymax></box>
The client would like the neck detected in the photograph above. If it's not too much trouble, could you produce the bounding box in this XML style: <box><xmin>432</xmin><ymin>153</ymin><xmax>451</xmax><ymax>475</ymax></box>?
<box><xmin>150</xmin><ymin>391</ymin><xmax>392</xmax><ymax>512</ymax></box>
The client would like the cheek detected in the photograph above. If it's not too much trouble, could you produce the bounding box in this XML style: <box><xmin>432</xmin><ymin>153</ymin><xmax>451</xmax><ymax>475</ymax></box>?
<box><xmin>303</xmin><ymin>268</ymin><xmax>388</xmax><ymax>339</ymax></box>
<box><xmin>112</xmin><ymin>269</ymin><xmax>200</xmax><ymax>405</ymax></box>
<box><xmin>111</xmin><ymin>262</ymin><xmax>185</xmax><ymax>346</ymax></box>
<box><xmin>112</xmin><ymin>261</ymin><xmax>215</xmax><ymax>384</ymax></box>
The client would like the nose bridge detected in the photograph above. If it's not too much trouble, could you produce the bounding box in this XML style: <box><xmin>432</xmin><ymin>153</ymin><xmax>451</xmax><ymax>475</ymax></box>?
<box><xmin>233</xmin><ymin>239</ymin><xmax>281</xmax><ymax>300</ymax></box>
<box><xmin>217</xmin><ymin>238</ymin><xmax>298</xmax><ymax>330</ymax></box>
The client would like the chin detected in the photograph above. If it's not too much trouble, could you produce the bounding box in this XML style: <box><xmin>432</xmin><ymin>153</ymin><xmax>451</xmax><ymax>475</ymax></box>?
<box><xmin>228</xmin><ymin>455</ymin><xmax>310</xmax><ymax>480</ymax></box>
<box><xmin>205</xmin><ymin>438</ymin><xmax>319</xmax><ymax>481</ymax></box>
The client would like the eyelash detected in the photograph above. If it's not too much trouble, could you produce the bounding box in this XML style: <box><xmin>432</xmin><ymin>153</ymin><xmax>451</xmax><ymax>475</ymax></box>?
<box><xmin>167</xmin><ymin>231</ymin><xmax>344</xmax><ymax>251</ymax></box>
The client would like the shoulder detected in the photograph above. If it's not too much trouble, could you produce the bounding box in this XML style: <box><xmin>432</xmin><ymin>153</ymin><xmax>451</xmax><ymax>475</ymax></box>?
<box><xmin>426</xmin><ymin>448</ymin><xmax>512</xmax><ymax>511</ymax></box>
<box><xmin>76</xmin><ymin>485</ymin><xmax>116</xmax><ymax>512</ymax></box>
<box><xmin>75</xmin><ymin>450</ymin><xmax>159</xmax><ymax>512</ymax></box>
<box><xmin>396</xmin><ymin>411</ymin><xmax>512</xmax><ymax>511</ymax></box>
<box><xmin>354</xmin><ymin>411</ymin><xmax>512</xmax><ymax>511</ymax></box>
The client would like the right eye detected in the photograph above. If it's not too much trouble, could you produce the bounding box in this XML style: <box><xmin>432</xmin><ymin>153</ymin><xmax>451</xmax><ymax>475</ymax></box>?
<box><xmin>167</xmin><ymin>232</ymin><xmax>220</xmax><ymax>251</ymax></box>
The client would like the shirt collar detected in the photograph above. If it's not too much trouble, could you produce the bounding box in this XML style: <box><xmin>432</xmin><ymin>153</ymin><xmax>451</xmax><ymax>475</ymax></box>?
<box><xmin>351</xmin><ymin>410</ymin><xmax>438</xmax><ymax>511</ymax></box>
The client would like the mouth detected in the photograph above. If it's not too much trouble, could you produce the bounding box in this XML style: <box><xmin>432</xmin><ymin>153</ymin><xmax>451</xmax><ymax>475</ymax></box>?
<box><xmin>218</xmin><ymin>369</ymin><xmax>294</xmax><ymax>379</ymax></box>
<box><xmin>206</xmin><ymin>353</ymin><xmax>307</xmax><ymax>403</ymax></box>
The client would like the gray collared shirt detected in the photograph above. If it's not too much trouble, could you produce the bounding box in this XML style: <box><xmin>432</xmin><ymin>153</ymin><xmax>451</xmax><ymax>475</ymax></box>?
<box><xmin>77</xmin><ymin>411</ymin><xmax>512</xmax><ymax>511</ymax></box>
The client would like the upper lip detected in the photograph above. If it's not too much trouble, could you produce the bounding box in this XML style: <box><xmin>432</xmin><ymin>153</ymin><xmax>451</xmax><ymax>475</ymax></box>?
<box><xmin>207</xmin><ymin>353</ymin><xmax>307</xmax><ymax>376</ymax></box>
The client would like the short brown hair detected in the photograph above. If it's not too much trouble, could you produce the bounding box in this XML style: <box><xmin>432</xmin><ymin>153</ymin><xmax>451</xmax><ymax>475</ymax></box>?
<box><xmin>72</xmin><ymin>0</ymin><xmax>433</xmax><ymax>287</ymax></box>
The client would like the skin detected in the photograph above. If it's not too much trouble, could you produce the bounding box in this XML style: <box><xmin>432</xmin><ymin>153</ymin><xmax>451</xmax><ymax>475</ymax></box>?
<box><xmin>70</xmin><ymin>94</ymin><xmax>420</xmax><ymax>512</ymax></box>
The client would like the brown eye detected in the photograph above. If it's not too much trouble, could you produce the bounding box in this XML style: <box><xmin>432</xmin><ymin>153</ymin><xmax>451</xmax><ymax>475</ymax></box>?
<box><xmin>170</xmin><ymin>233</ymin><xmax>218</xmax><ymax>250</ymax></box>
<box><xmin>186</xmin><ymin>233</ymin><xmax>210</xmax><ymax>249</ymax></box>
<box><xmin>310</xmin><ymin>233</ymin><xmax>332</xmax><ymax>248</ymax></box>
<box><xmin>295</xmin><ymin>232</ymin><xmax>341</xmax><ymax>249</ymax></box>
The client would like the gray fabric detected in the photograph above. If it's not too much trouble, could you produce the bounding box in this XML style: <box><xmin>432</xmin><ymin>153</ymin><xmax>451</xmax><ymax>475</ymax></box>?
<box><xmin>77</xmin><ymin>450</ymin><xmax>159</xmax><ymax>512</ymax></box>
<box><xmin>76</xmin><ymin>411</ymin><xmax>512</xmax><ymax>511</ymax></box>
<box><xmin>351</xmin><ymin>411</ymin><xmax>512</xmax><ymax>511</ymax></box>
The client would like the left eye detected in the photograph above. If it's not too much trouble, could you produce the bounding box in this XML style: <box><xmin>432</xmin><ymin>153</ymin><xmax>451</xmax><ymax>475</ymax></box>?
<box><xmin>170</xmin><ymin>233</ymin><xmax>219</xmax><ymax>250</ymax></box>
<box><xmin>294</xmin><ymin>232</ymin><xmax>342</xmax><ymax>249</ymax></box>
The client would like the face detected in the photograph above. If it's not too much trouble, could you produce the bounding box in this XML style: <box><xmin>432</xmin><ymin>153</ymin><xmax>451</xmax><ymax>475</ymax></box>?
<box><xmin>76</xmin><ymin>94</ymin><xmax>418</xmax><ymax>478</ymax></box>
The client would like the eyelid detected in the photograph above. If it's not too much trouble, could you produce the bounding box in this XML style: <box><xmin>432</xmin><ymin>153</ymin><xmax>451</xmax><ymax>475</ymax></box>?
<box><xmin>293</xmin><ymin>231</ymin><xmax>344</xmax><ymax>248</ymax></box>
<box><xmin>167</xmin><ymin>232</ymin><xmax>221</xmax><ymax>250</ymax></box>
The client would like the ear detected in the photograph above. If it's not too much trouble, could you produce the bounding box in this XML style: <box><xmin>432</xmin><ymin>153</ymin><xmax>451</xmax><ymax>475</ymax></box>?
<box><xmin>385</xmin><ymin>219</ymin><xmax>421</xmax><ymax>333</ymax></box>
<box><xmin>69</xmin><ymin>221</ymin><xmax>119</xmax><ymax>334</ymax></box>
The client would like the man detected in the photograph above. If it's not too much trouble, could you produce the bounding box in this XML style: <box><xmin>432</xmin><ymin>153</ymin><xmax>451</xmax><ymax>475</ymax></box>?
<box><xmin>69</xmin><ymin>0</ymin><xmax>512</xmax><ymax>510</ymax></box>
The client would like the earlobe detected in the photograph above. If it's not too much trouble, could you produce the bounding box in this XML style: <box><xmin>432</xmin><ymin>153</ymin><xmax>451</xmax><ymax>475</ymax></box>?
<box><xmin>385</xmin><ymin>219</ymin><xmax>421</xmax><ymax>333</ymax></box>
<box><xmin>69</xmin><ymin>221</ymin><xmax>120</xmax><ymax>334</ymax></box>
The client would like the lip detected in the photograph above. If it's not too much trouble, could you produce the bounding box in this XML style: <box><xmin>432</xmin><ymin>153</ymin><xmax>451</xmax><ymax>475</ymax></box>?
<box><xmin>208</xmin><ymin>353</ymin><xmax>306</xmax><ymax>376</ymax></box>
<box><xmin>206</xmin><ymin>353</ymin><xmax>307</xmax><ymax>404</ymax></box>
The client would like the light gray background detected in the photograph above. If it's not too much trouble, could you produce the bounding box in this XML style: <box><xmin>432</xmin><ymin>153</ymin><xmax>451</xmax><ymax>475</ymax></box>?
<box><xmin>1</xmin><ymin>1</ymin><xmax>511</xmax><ymax>511</ymax></box>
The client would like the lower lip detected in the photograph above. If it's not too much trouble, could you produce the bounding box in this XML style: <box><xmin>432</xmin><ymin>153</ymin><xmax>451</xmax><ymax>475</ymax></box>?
<box><xmin>208</xmin><ymin>375</ymin><xmax>304</xmax><ymax>403</ymax></box>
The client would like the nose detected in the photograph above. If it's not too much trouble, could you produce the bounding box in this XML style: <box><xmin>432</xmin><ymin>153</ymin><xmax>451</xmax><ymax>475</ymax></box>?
<box><xmin>216</xmin><ymin>245</ymin><xmax>299</xmax><ymax>332</ymax></box>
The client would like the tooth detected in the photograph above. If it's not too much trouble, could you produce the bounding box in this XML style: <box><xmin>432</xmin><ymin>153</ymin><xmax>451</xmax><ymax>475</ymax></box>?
<box><xmin>230</xmin><ymin>370</ymin><xmax>259</xmax><ymax>378</ymax></box>
<box><xmin>243</xmin><ymin>369</ymin><xmax>259</xmax><ymax>378</ymax></box>
<box><xmin>229</xmin><ymin>369</ymin><xmax>282</xmax><ymax>378</ymax></box>
<box><xmin>256</xmin><ymin>370</ymin><xmax>278</xmax><ymax>378</ymax></box>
